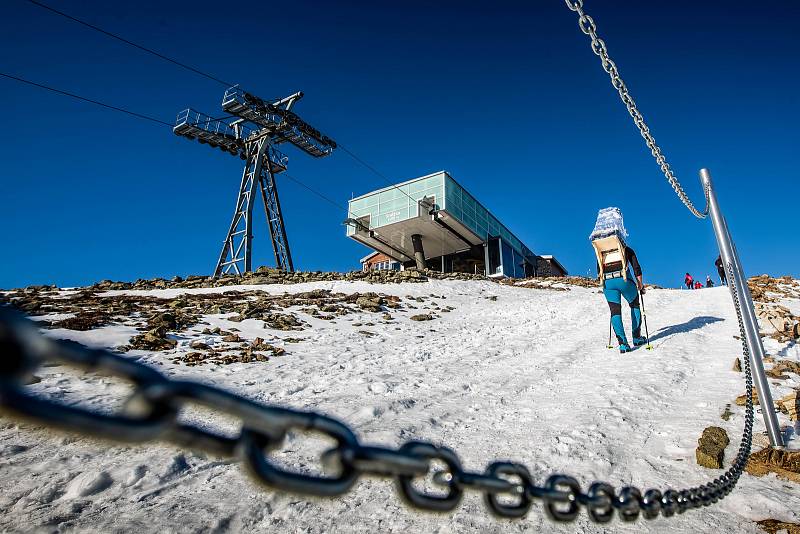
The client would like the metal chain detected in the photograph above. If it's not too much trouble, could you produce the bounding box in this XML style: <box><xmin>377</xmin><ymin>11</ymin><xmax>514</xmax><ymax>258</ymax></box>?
<box><xmin>563</xmin><ymin>0</ymin><xmax>710</xmax><ymax>219</ymax></box>
<box><xmin>0</xmin><ymin>297</ymin><xmax>755</xmax><ymax>523</ymax></box>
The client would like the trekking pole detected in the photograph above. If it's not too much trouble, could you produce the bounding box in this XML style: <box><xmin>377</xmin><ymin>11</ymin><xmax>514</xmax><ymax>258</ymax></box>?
<box><xmin>639</xmin><ymin>289</ymin><xmax>653</xmax><ymax>350</ymax></box>
<box><xmin>607</xmin><ymin>319</ymin><xmax>613</xmax><ymax>349</ymax></box>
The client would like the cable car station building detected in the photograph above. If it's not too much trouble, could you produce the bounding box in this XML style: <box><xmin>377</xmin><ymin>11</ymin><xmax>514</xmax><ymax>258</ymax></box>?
<box><xmin>346</xmin><ymin>171</ymin><xmax>561</xmax><ymax>278</ymax></box>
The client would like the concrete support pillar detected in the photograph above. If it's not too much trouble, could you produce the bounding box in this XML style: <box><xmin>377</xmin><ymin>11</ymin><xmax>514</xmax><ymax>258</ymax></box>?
<box><xmin>411</xmin><ymin>234</ymin><xmax>426</xmax><ymax>270</ymax></box>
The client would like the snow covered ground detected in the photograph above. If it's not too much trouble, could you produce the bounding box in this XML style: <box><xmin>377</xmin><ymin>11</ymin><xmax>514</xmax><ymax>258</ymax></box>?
<box><xmin>1</xmin><ymin>279</ymin><xmax>798</xmax><ymax>533</ymax></box>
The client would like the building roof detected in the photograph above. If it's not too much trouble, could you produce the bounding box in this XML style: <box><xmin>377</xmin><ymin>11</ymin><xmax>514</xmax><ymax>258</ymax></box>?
<box><xmin>359</xmin><ymin>251</ymin><xmax>380</xmax><ymax>264</ymax></box>
<box><xmin>540</xmin><ymin>255</ymin><xmax>568</xmax><ymax>275</ymax></box>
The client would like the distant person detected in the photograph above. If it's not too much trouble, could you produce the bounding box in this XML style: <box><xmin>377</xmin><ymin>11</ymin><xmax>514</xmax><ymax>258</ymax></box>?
<box><xmin>590</xmin><ymin>207</ymin><xmax>646</xmax><ymax>354</ymax></box>
<box><xmin>715</xmin><ymin>256</ymin><xmax>727</xmax><ymax>286</ymax></box>
<box><xmin>685</xmin><ymin>272</ymin><xmax>694</xmax><ymax>290</ymax></box>
<box><xmin>706</xmin><ymin>275</ymin><xmax>714</xmax><ymax>288</ymax></box>
<box><xmin>695</xmin><ymin>280</ymin><xmax>703</xmax><ymax>290</ymax></box>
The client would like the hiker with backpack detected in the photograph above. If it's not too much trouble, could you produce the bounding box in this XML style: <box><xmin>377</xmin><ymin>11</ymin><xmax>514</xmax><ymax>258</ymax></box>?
<box><xmin>706</xmin><ymin>275</ymin><xmax>714</xmax><ymax>287</ymax></box>
<box><xmin>590</xmin><ymin>208</ymin><xmax>647</xmax><ymax>354</ymax></box>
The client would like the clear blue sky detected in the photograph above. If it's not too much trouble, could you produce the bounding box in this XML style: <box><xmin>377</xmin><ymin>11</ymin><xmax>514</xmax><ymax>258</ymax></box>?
<box><xmin>1</xmin><ymin>0</ymin><xmax>797</xmax><ymax>289</ymax></box>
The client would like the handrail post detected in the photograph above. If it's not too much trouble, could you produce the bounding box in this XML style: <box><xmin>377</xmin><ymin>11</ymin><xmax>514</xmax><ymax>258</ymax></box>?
<box><xmin>700</xmin><ymin>168</ymin><xmax>784</xmax><ymax>448</ymax></box>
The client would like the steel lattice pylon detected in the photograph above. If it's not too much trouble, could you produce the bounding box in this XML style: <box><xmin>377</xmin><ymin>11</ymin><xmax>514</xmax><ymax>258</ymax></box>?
<box><xmin>214</xmin><ymin>136</ymin><xmax>293</xmax><ymax>275</ymax></box>
<box><xmin>173</xmin><ymin>87</ymin><xmax>336</xmax><ymax>277</ymax></box>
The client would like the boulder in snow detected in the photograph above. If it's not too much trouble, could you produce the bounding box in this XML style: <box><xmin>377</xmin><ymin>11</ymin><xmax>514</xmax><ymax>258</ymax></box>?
<box><xmin>696</xmin><ymin>426</ymin><xmax>730</xmax><ymax>469</ymax></box>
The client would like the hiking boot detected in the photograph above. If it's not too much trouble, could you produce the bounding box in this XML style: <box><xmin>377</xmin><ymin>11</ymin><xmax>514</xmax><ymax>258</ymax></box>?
<box><xmin>633</xmin><ymin>336</ymin><xmax>647</xmax><ymax>347</ymax></box>
<box><xmin>619</xmin><ymin>343</ymin><xmax>633</xmax><ymax>354</ymax></box>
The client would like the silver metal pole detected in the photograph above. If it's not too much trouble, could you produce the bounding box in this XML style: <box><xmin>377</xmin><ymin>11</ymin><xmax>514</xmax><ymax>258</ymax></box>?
<box><xmin>700</xmin><ymin>169</ymin><xmax>784</xmax><ymax>447</ymax></box>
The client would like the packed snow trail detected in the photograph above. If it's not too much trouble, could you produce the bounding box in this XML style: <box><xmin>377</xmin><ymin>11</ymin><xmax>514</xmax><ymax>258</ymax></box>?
<box><xmin>1</xmin><ymin>280</ymin><xmax>798</xmax><ymax>533</ymax></box>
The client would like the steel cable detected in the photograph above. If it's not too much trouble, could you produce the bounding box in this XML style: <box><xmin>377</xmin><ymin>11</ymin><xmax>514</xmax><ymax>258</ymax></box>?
<box><xmin>563</xmin><ymin>0</ymin><xmax>710</xmax><ymax>219</ymax></box>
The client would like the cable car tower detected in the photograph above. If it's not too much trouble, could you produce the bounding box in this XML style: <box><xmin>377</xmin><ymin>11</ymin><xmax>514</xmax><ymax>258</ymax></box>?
<box><xmin>174</xmin><ymin>87</ymin><xmax>336</xmax><ymax>276</ymax></box>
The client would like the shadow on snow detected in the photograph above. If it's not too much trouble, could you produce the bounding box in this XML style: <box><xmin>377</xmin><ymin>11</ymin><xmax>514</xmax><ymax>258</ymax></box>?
<box><xmin>648</xmin><ymin>315</ymin><xmax>724</xmax><ymax>343</ymax></box>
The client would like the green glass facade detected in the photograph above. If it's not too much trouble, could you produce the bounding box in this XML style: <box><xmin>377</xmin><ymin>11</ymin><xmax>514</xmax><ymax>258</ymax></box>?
<box><xmin>346</xmin><ymin>172</ymin><xmax>445</xmax><ymax>234</ymax></box>
<box><xmin>347</xmin><ymin>171</ymin><xmax>535</xmax><ymax>277</ymax></box>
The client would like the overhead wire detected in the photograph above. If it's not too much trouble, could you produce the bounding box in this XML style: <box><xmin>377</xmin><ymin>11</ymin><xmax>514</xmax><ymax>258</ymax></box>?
<box><xmin>24</xmin><ymin>0</ymin><xmax>235</xmax><ymax>87</ymax></box>
<box><xmin>0</xmin><ymin>71</ymin><xmax>350</xmax><ymax>222</ymax></box>
<box><xmin>0</xmin><ymin>71</ymin><xmax>172</xmax><ymax>126</ymax></box>
<box><xmin>281</xmin><ymin>171</ymin><xmax>352</xmax><ymax>216</ymax></box>
<box><xmin>23</xmin><ymin>0</ymin><xmax>417</xmax><ymax>210</ymax></box>
<box><xmin>337</xmin><ymin>143</ymin><xmax>420</xmax><ymax>205</ymax></box>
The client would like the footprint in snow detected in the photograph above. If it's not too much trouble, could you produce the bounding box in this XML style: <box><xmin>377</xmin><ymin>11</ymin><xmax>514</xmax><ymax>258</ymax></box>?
<box><xmin>389</xmin><ymin>398</ymin><xmax>416</xmax><ymax>412</ymax></box>
<box><xmin>368</xmin><ymin>382</ymin><xmax>388</xmax><ymax>394</ymax></box>
<box><xmin>0</xmin><ymin>444</ymin><xmax>28</xmax><ymax>456</ymax></box>
<box><xmin>122</xmin><ymin>465</ymin><xmax>147</xmax><ymax>487</ymax></box>
<box><xmin>62</xmin><ymin>470</ymin><xmax>114</xmax><ymax>499</ymax></box>
<box><xmin>158</xmin><ymin>454</ymin><xmax>190</xmax><ymax>482</ymax></box>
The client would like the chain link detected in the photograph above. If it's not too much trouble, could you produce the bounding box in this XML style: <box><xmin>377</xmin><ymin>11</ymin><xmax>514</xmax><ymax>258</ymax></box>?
<box><xmin>0</xmin><ymin>294</ymin><xmax>755</xmax><ymax>523</ymax></box>
<box><xmin>564</xmin><ymin>0</ymin><xmax>710</xmax><ymax>219</ymax></box>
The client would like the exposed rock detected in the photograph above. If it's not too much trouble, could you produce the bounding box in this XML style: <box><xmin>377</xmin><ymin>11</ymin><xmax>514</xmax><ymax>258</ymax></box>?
<box><xmin>147</xmin><ymin>310</ymin><xmax>198</xmax><ymax>331</ymax></box>
<box><xmin>755</xmin><ymin>301</ymin><xmax>800</xmax><ymax>342</ymax></box>
<box><xmin>50</xmin><ymin>311</ymin><xmax>109</xmax><ymax>331</ymax></box>
<box><xmin>766</xmin><ymin>367</ymin><xmax>789</xmax><ymax>380</ymax></box>
<box><xmin>128</xmin><ymin>327</ymin><xmax>177</xmax><ymax>351</ymax></box>
<box><xmin>757</xmin><ymin>518</ymin><xmax>800</xmax><ymax>534</ymax></box>
<box><xmin>748</xmin><ymin>274</ymin><xmax>800</xmax><ymax>303</ymax></box>
<box><xmin>28</xmin><ymin>267</ymin><xmax>623</xmax><ymax>294</ymax></box>
<box><xmin>263</xmin><ymin>312</ymin><xmax>304</xmax><ymax>331</ymax></box>
<box><xmin>251</xmin><ymin>337</ymin><xmax>283</xmax><ymax>354</ymax></box>
<box><xmin>384</xmin><ymin>295</ymin><xmax>402</xmax><ymax>309</ymax></box>
<box><xmin>735</xmin><ymin>389</ymin><xmax>759</xmax><ymax>406</ymax></box>
<box><xmin>746</xmin><ymin>447</ymin><xmax>800</xmax><ymax>483</ymax></box>
<box><xmin>696</xmin><ymin>426</ymin><xmax>730</xmax><ymax>469</ymax></box>
<box><xmin>355</xmin><ymin>295</ymin><xmax>385</xmax><ymax>312</ymax></box>
<box><xmin>774</xmin><ymin>359</ymin><xmax>800</xmax><ymax>376</ymax></box>
<box><xmin>410</xmin><ymin>314</ymin><xmax>434</xmax><ymax>321</ymax></box>
<box><xmin>297</xmin><ymin>289</ymin><xmax>331</xmax><ymax>300</ymax></box>
<box><xmin>733</xmin><ymin>358</ymin><xmax>742</xmax><ymax>372</ymax></box>
<box><xmin>776</xmin><ymin>390</ymin><xmax>798</xmax><ymax>421</ymax></box>
<box><xmin>720</xmin><ymin>404</ymin><xmax>733</xmax><ymax>421</ymax></box>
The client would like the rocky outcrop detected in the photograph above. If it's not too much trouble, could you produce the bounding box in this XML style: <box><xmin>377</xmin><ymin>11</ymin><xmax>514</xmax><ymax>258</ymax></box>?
<box><xmin>748</xmin><ymin>274</ymin><xmax>800</xmax><ymax>303</ymax></box>
<box><xmin>5</xmin><ymin>274</ymin><xmax>465</xmax><ymax>369</ymax></box>
<box><xmin>776</xmin><ymin>390</ymin><xmax>798</xmax><ymax>421</ymax></box>
<box><xmin>263</xmin><ymin>313</ymin><xmax>304</xmax><ymax>331</ymax></box>
<box><xmin>757</xmin><ymin>519</ymin><xmax>800</xmax><ymax>534</ymax></box>
<box><xmin>735</xmin><ymin>389</ymin><xmax>760</xmax><ymax>406</ymax></box>
<box><xmin>128</xmin><ymin>327</ymin><xmax>176</xmax><ymax>351</ymax></box>
<box><xmin>746</xmin><ymin>447</ymin><xmax>800</xmax><ymax>483</ymax></box>
<box><xmin>355</xmin><ymin>294</ymin><xmax>385</xmax><ymax>312</ymax></box>
<box><xmin>755</xmin><ymin>302</ymin><xmax>800</xmax><ymax>343</ymax></box>
<box><xmin>696</xmin><ymin>426</ymin><xmax>730</xmax><ymax>469</ymax></box>
<box><xmin>84</xmin><ymin>267</ymin><xmax>438</xmax><ymax>292</ymax></box>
